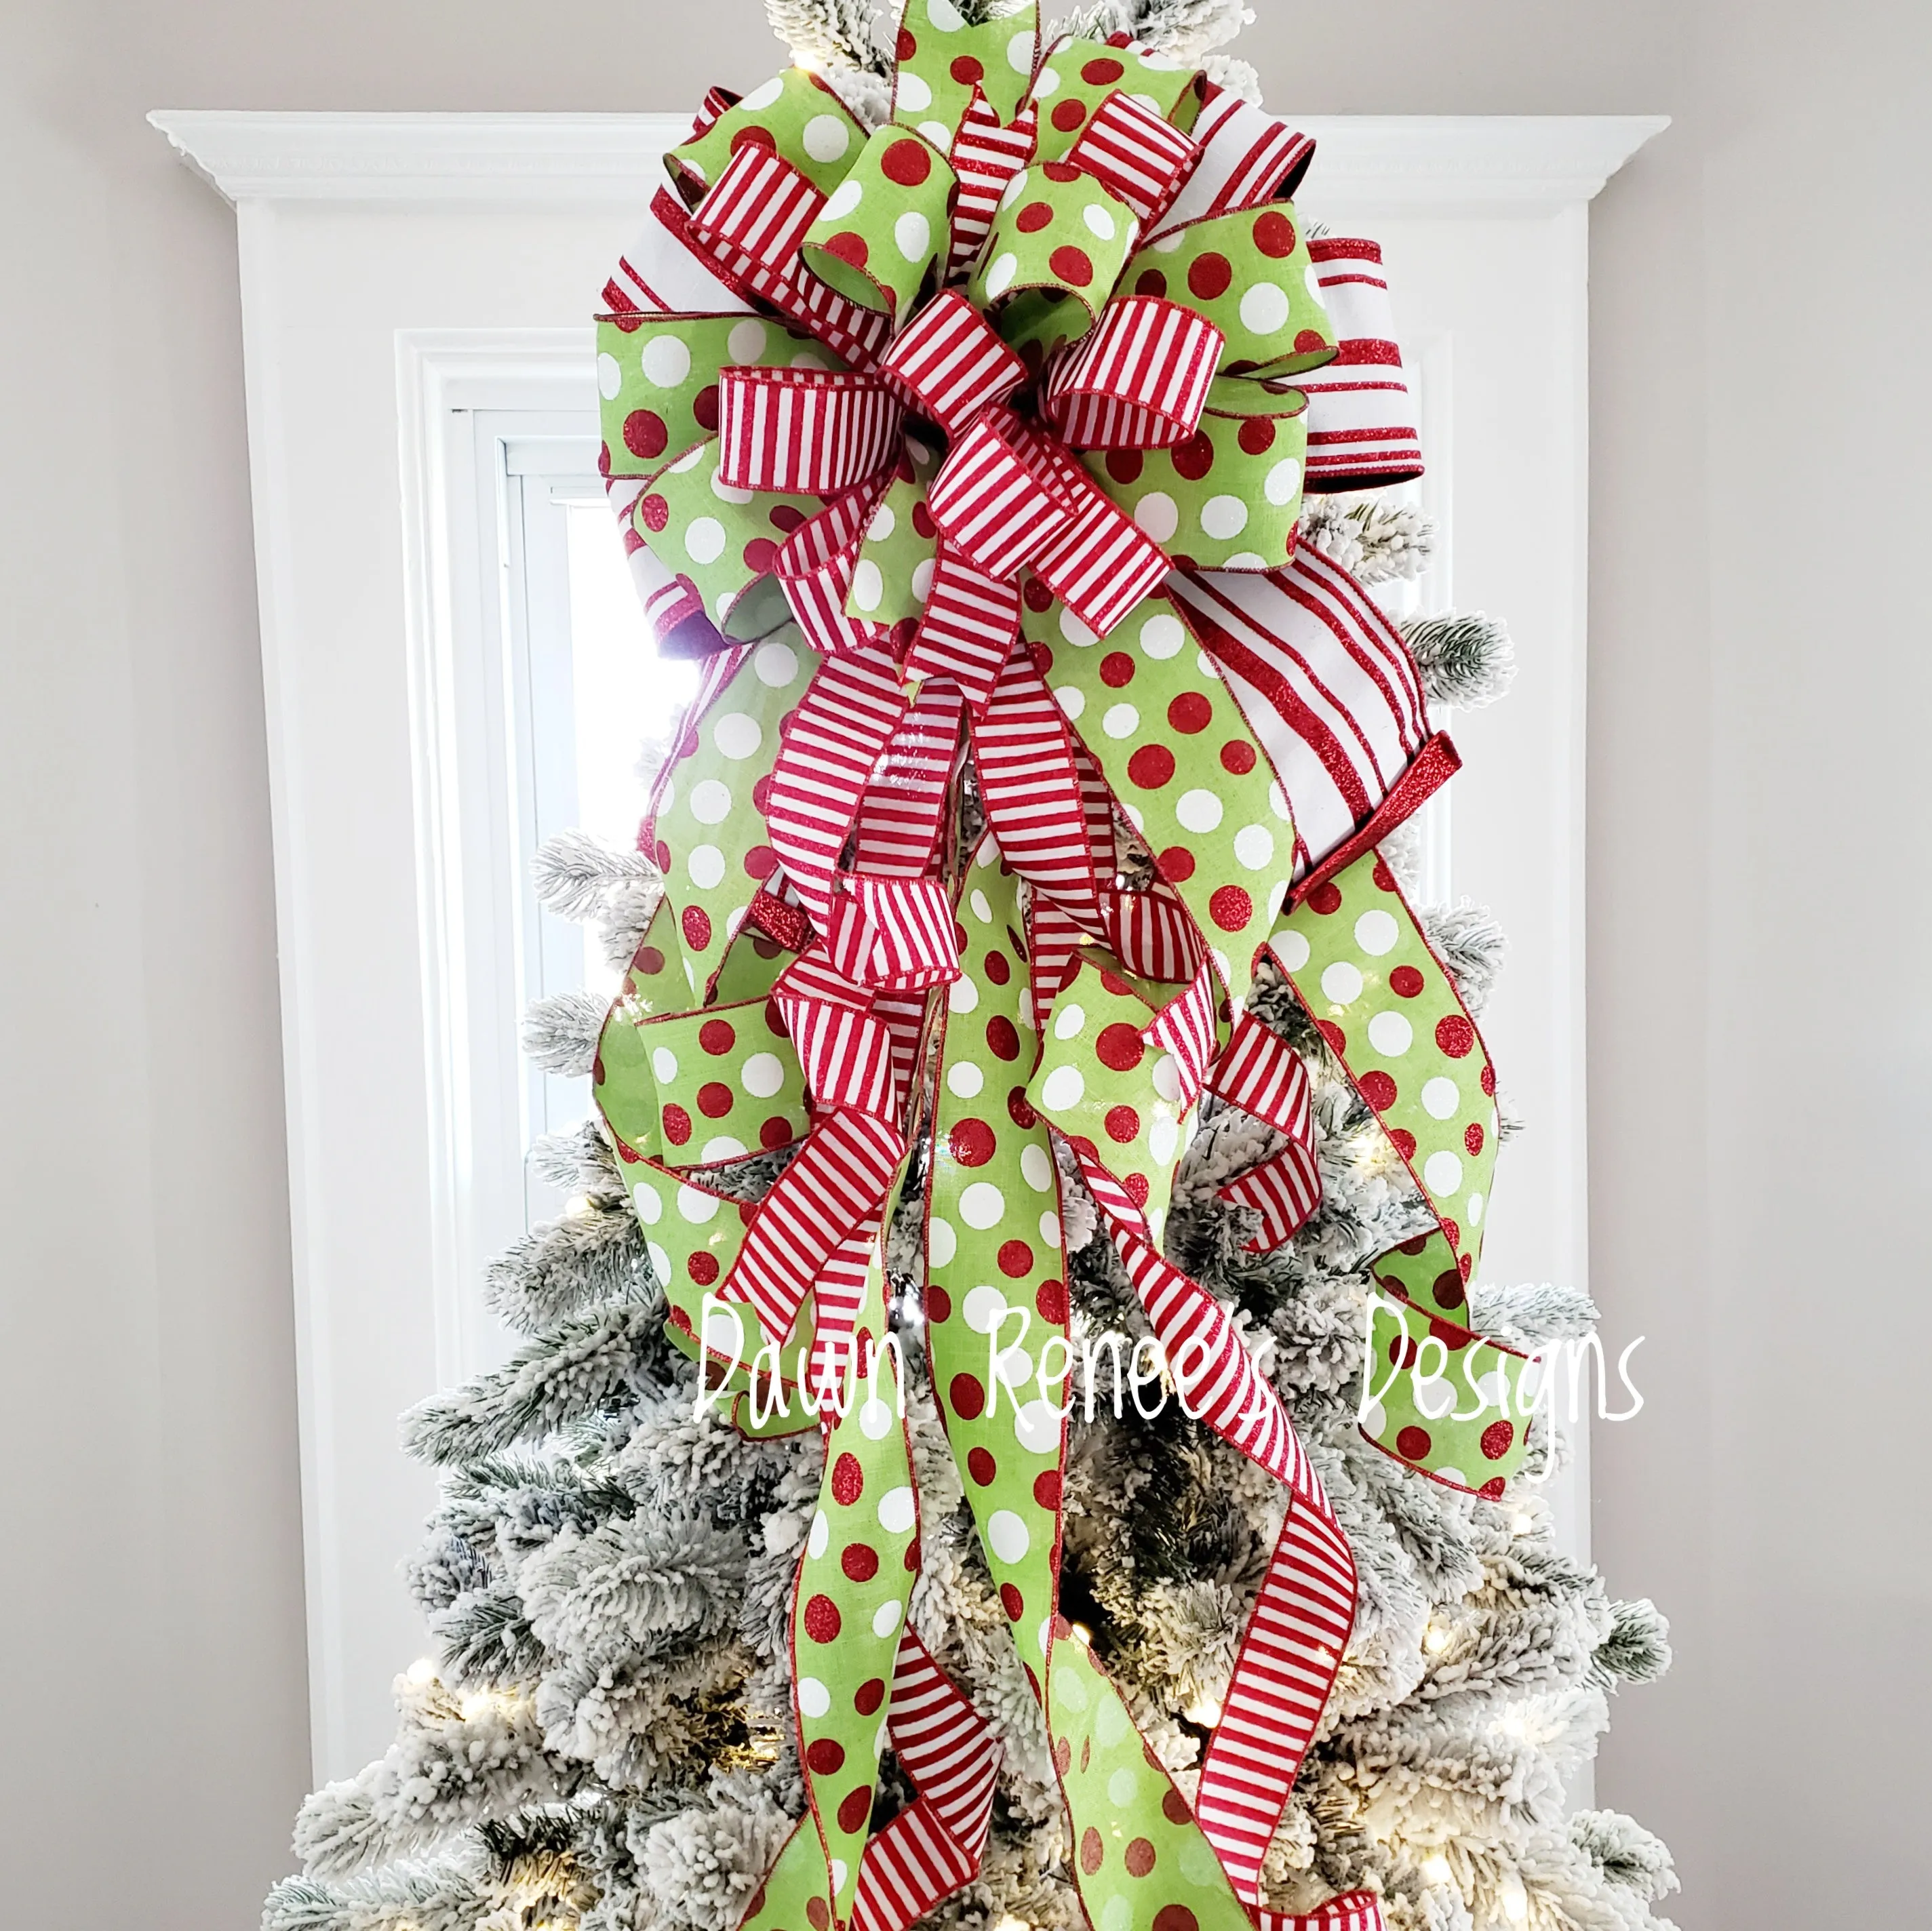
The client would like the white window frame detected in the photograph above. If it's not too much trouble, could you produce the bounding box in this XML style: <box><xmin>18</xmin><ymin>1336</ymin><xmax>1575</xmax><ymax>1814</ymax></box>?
<box><xmin>151</xmin><ymin>107</ymin><xmax>1664</xmax><ymax>1782</ymax></box>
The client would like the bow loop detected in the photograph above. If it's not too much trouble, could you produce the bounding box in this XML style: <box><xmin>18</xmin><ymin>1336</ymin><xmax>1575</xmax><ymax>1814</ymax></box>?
<box><xmin>802</xmin><ymin>125</ymin><xmax>957</xmax><ymax>317</ymax></box>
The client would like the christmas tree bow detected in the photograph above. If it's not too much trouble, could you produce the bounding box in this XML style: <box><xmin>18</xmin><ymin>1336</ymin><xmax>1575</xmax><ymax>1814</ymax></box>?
<box><xmin>591</xmin><ymin>9</ymin><xmax>1533</xmax><ymax>1930</ymax></box>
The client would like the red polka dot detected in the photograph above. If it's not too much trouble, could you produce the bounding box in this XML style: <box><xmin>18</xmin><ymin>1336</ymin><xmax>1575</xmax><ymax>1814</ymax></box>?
<box><xmin>1237</xmin><ymin>414</ymin><xmax>1278</xmax><ymax>455</ymax></box>
<box><xmin>1219</xmin><ymin>738</ymin><xmax>1256</xmax><ymax>774</ymax></box>
<box><xmin>769</xmin><ymin>504</ymin><xmax>807</xmax><ymax>534</ymax></box>
<box><xmin>1162</xmin><ymin>1789</ymin><xmax>1192</xmax><ymax>1824</ymax></box>
<box><xmin>1481</xmin><ymin>1418</ymin><xmax>1516</xmax><ymax>1460</ymax></box>
<box><xmin>1033</xmin><ymin>1469</ymin><xmax>1062</xmax><ymax>1511</ymax></box>
<box><xmin>1396</xmin><ymin>1425</ymin><xmax>1432</xmax><ymax>1462</ymax></box>
<box><xmin>880</xmin><ymin>138</ymin><xmax>934</xmax><ymax>188</ymax></box>
<box><xmin>1388</xmin><ymin>1126</ymin><xmax>1416</xmax><ymax>1158</ymax></box>
<box><xmin>752</xmin><ymin>774</ymin><xmax>775</xmax><ymax>816</ymax></box>
<box><xmin>949</xmin><ymin>1372</ymin><xmax>986</xmax><ymax>1420</ymax></box>
<box><xmin>1209</xmin><ymin>884</ymin><xmax>1253</xmax><ymax>932</ymax></box>
<box><xmin>1480</xmin><ymin>1064</ymin><xmax>1497</xmax><ymax>1096</ymax></box>
<box><xmin>698</xmin><ymin>1018</ymin><xmax>736</xmax><ymax>1056</ymax></box>
<box><xmin>1360</xmin><ymin>1071</ymin><xmax>1397</xmax><ymax>1111</ymax></box>
<box><xmin>821</xmin><ymin>230</ymin><xmax>869</xmax><ymax>271</ymax></box>
<box><xmin>1098</xmin><ymin>969</ymin><xmax>1132</xmax><ymax>996</ymax></box>
<box><xmin>1123</xmin><ymin>1171</ymin><xmax>1150</xmax><ymax>1207</ymax></box>
<box><xmin>635</xmin><ymin>945</ymin><xmax>666</xmax><ymax>976</ymax></box>
<box><xmin>1307</xmin><ymin>881</ymin><xmax>1342</xmax><ymax>916</ymax></box>
<box><xmin>1008</xmin><ymin>1085</ymin><xmax>1038</xmax><ymax>1128</ymax></box>
<box><xmin>1389</xmin><ymin>965</ymin><xmax>1424</xmax><ymax>998</ymax></box>
<box><xmin>1095</xmin><ymin>1021</ymin><xmax>1146</xmax><ymax>1072</ymax></box>
<box><xmin>1082</xmin><ymin>56</ymin><xmax>1125</xmax><ymax>82</ymax></box>
<box><xmin>1050</xmin><ymin>245</ymin><xmax>1095</xmax><ymax>287</ymax></box>
<box><xmin>1016</xmin><ymin>201</ymin><xmax>1053</xmax><ymax>233</ymax></box>
<box><xmin>855</xmin><ymin>1675</ymin><xmax>887</xmax><ymax>1715</ymax></box>
<box><xmin>837</xmin><ymin>1785</ymin><xmax>873</xmax><ymax>1835</ymax></box>
<box><xmin>1052</xmin><ymin>1735</ymin><xmax>1072</xmax><ymax>1776</ymax></box>
<box><xmin>1021</xmin><ymin>571</ymin><xmax>1053</xmax><ymax>609</ymax></box>
<box><xmin>1399</xmin><ymin>1234</ymin><xmax>1430</xmax><ymax>1255</ymax></box>
<box><xmin>804</xmin><ymin>1593</ymin><xmax>842</xmax><ymax>1642</ymax></box>
<box><xmin>1050</xmin><ymin>99</ymin><xmax>1086</xmax><ymax>133</ymax></box>
<box><xmin>764</xmin><ymin>995</ymin><xmax>786</xmax><ymax>1036</ymax></box>
<box><xmin>1187</xmin><ymin>253</ymin><xmax>1232</xmax><ymax>300</ymax></box>
<box><xmin>1103</xmin><ymin>1104</ymin><xmax>1141</xmax><ymax>1143</ymax></box>
<box><xmin>1252</xmin><ymin>209</ymin><xmax>1298</xmax><ymax>258</ymax></box>
<box><xmin>985</xmin><ymin>1015</ymin><xmax>1020</xmax><ymax>1062</ymax></box>
<box><xmin>1172</xmin><ymin>431</ymin><xmax>1215</xmax><ymax>481</ymax></box>
<box><xmin>1104</xmin><ymin>448</ymin><xmax>1145</xmax><ymax>486</ymax></box>
<box><xmin>760</xmin><ymin>1115</ymin><xmax>793</xmax><ymax>1150</ymax></box>
<box><xmin>1125</xmin><ymin>1839</ymin><xmax>1156</xmax><ymax>1877</ymax></box>
<box><xmin>949</xmin><ymin>53</ymin><xmax>984</xmax><ymax>83</ymax></box>
<box><xmin>694</xmin><ymin>384</ymin><xmax>722</xmax><ymax>431</ymax></box>
<box><xmin>831</xmin><ymin>1452</ymin><xmax>863</xmax><ymax>1505</ymax></box>
<box><xmin>1168</xmin><ymin>690</ymin><xmax>1213</xmax><ymax>733</ymax></box>
<box><xmin>806</xmin><ymin>1737</ymin><xmax>846</xmax><ymax>1775</ymax></box>
<box><xmin>1430</xmin><ymin>1316</ymin><xmax>1470</xmax><ymax>1353</ymax></box>
<box><xmin>968</xmin><ymin>1446</ymin><xmax>997</xmax><ymax>1486</ymax></box>
<box><xmin>1158</xmin><ymin>845</ymin><xmax>1196</xmax><ymax>883</ymax></box>
<box><xmin>1153</xmin><ymin>1909</ymin><xmax>1200</xmax><ymax>1931</ymax></box>
<box><xmin>1080</xmin><ymin>1829</ymin><xmax>1105</xmax><ymax>1875</ymax></box>
<box><xmin>1371</xmin><ymin>857</ymin><xmax>1398</xmax><ymax>891</ymax></box>
<box><xmin>842</xmin><ymin>1541</ymin><xmax>880</xmax><ymax>1582</ymax></box>
<box><xmin>913</xmin><ymin>499</ymin><xmax>939</xmax><ymax>540</ymax></box>
<box><xmin>1000</xmin><ymin>1581</ymin><xmax>1025</xmax><ymax>1621</ymax></box>
<box><xmin>682</xmin><ymin>904</ymin><xmax>712</xmax><ymax>949</ymax></box>
<box><xmin>985</xmin><ymin>949</ymin><xmax>1011</xmax><ymax>984</ymax></box>
<box><xmin>1099</xmin><ymin>650</ymin><xmax>1135</xmax><ymax>687</ymax></box>
<box><xmin>1318</xmin><ymin>1020</ymin><xmax>1348</xmax><ymax>1056</ymax></box>
<box><xmin>1294</xmin><ymin>327</ymin><xmax>1328</xmax><ymax>355</ymax></box>
<box><xmin>998</xmin><ymin>1238</ymin><xmax>1033</xmax><ymax>1277</ymax></box>
<box><xmin>1042</xmin><ymin>161</ymin><xmax>1081</xmax><ymax>183</ymax></box>
<box><xmin>1478</xmin><ymin>1475</ymin><xmax>1507</xmax><ymax>1500</ymax></box>
<box><xmin>949</xmin><ymin>1117</ymin><xmax>996</xmax><ymax>1166</ymax></box>
<box><xmin>1436</xmin><ymin>1015</ymin><xmax>1475</xmax><ymax>1058</ymax></box>
<box><xmin>1465</xmin><ymin>1121</ymin><xmax>1486</xmax><ymax>1155</ymax></box>
<box><xmin>896</xmin><ymin>26</ymin><xmax>916</xmax><ymax>59</ymax></box>
<box><xmin>697</xmin><ymin>1081</ymin><xmax>734</xmax><ymax>1118</ymax></box>
<box><xmin>806</xmin><ymin>1896</ymin><xmax>830</xmax><ymax>1931</ymax></box>
<box><xmin>662</xmin><ymin>1104</ymin><xmax>692</xmax><ymax>1145</ymax></box>
<box><xmin>1388</xmin><ymin>1334</ymin><xmax>1419</xmax><ymax>1368</ymax></box>
<box><xmin>1433</xmin><ymin>1267</ymin><xmax>1465</xmax><ymax>1309</ymax></box>
<box><xmin>926</xmin><ymin>1283</ymin><xmax>951</xmax><ymax>1323</ymax></box>
<box><xmin>1127</xmin><ymin>744</ymin><xmax>1175</xmax><ymax>789</ymax></box>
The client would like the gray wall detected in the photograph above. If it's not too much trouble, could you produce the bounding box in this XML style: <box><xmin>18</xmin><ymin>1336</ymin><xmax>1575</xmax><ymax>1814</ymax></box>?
<box><xmin>2</xmin><ymin>1</ymin><xmax>1925</xmax><ymax>1924</ymax></box>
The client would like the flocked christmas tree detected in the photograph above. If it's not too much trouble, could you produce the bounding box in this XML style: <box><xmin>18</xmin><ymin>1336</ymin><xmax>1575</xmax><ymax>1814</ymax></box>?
<box><xmin>267</xmin><ymin>5</ymin><xmax>1677</xmax><ymax>1930</ymax></box>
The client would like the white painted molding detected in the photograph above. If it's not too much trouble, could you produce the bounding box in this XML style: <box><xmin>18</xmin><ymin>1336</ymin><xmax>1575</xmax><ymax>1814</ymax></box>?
<box><xmin>152</xmin><ymin>108</ymin><xmax>1665</xmax><ymax>212</ymax></box>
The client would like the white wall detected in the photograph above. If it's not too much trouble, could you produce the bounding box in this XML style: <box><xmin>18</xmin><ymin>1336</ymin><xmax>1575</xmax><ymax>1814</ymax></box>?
<box><xmin>1</xmin><ymin>2</ymin><xmax>1926</xmax><ymax>1926</ymax></box>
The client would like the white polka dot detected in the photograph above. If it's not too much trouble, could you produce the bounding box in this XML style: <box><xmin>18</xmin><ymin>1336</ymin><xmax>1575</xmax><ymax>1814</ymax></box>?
<box><xmin>669</xmin><ymin>442</ymin><xmax>707</xmax><ymax>474</ymax></box>
<box><xmin>821</xmin><ymin>177</ymin><xmax>863</xmax><ymax>222</ymax></box>
<box><xmin>740</xmin><ymin>1052</ymin><xmax>784</xmax><ymax>1099</ymax></box>
<box><xmin>967</xmin><ymin>888</ymin><xmax>992</xmax><ymax>924</ymax></box>
<box><xmin>1234</xmin><ymin>824</ymin><xmax>1274</xmax><ymax>870</ymax></box>
<box><xmin>797</xmin><ymin>1674</ymin><xmax>830</xmax><ymax>1718</ymax></box>
<box><xmin>858</xmin><ymin>1395</ymin><xmax>894</xmax><ymax>1441</ymax></box>
<box><xmin>641</xmin><ymin>334</ymin><xmax>690</xmax><ymax>388</ymax></box>
<box><xmin>701</xmin><ymin>1135</ymin><xmax>746</xmax><ymax>1161</ymax></box>
<box><xmin>1151</xmin><ymin>1052</ymin><xmax>1181</xmax><ymax>1102</ymax></box>
<box><xmin>728</xmin><ymin>318</ymin><xmax>769</xmax><ymax>364</ymax></box>
<box><xmin>1355</xmin><ymin>909</ymin><xmax>1399</xmax><ymax>955</ymax></box>
<box><xmin>1468</xmin><ymin>1191</ymin><xmax>1485</xmax><ymax>1226</ymax></box>
<box><xmin>1000</xmin><ymin>168</ymin><xmax>1030</xmax><ymax>212</ymax></box>
<box><xmin>1060</xmin><ymin>608</ymin><xmax>1097</xmax><ymax>646</ymax></box>
<box><xmin>1239</xmin><ymin>282</ymin><xmax>1290</xmax><ymax>335</ymax></box>
<box><xmin>802</xmin><ymin>115</ymin><xmax>852</xmax><ymax>164</ymax></box>
<box><xmin>1305</xmin><ymin>262</ymin><xmax>1326</xmax><ymax>301</ymax></box>
<box><xmin>918</xmin><ymin>120</ymin><xmax>953</xmax><ymax>150</ymax></box>
<box><xmin>1133</xmin><ymin>491</ymin><xmax>1179</xmax><ymax>542</ymax></box>
<box><xmin>1052</xmin><ymin>1001</ymin><xmax>1086</xmax><ymax>1041</ymax></box>
<box><xmin>754</xmin><ymin>641</ymin><xmax>797</xmax><ymax>687</ymax></box>
<box><xmin>807</xmin><ymin>1509</ymin><xmax>829</xmax><ymax>1558</ymax></box>
<box><xmin>1021</xmin><ymin>1142</ymin><xmax>1054</xmax><ymax>1193</ymax></box>
<box><xmin>713</xmin><ymin>713</ymin><xmax>762</xmax><ymax>762</ymax></box>
<box><xmin>1201</xmin><ymin>494</ymin><xmax>1248</xmax><ymax>540</ymax></box>
<box><xmin>987</xmin><ymin>1509</ymin><xmax>1030</xmax><ymax>1564</ymax></box>
<box><xmin>647</xmin><ymin>1239</ymin><xmax>671</xmax><ymax>1282</ymax></box>
<box><xmin>1140</xmin><ymin>611</ymin><xmax>1185</xmax><ymax>658</ymax></box>
<box><xmin>878</xmin><ymin>1485</ymin><xmax>915</xmax><ymax>1534</ymax></box>
<box><xmin>1149</xmin><ymin>227</ymin><xmax>1186</xmax><ymax>254</ymax></box>
<box><xmin>1039</xmin><ymin>1210</ymin><xmax>1062</xmax><ymax>1250</ymax></box>
<box><xmin>677</xmin><ymin>1184</ymin><xmax>720</xmax><ymax>1224</ymax></box>
<box><xmin>1040</xmin><ymin>1064</ymin><xmax>1084</xmax><ymax>1112</ymax></box>
<box><xmin>850</xmin><ymin>558</ymin><xmax>884</xmax><ymax>612</ymax></box>
<box><xmin>1176</xmin><ymin>789</ymin><xmax>1223</xmax><ymax>833</ymax></box>
<box><xmin>928</xmin><ymin>1216</ymin><xmax>956</xmax><ymax>1267</ymax></box>
<box><xmin>1196</xmin><ymin>649</ymin><xmax>1221</xmax><ymax>679</ymax></box>
<box><xmin>1271</xmin><ymin>929</ymin><xmax>1310</xmax><ymax>971</ymax></box>
<box><xmin>689</xmin><ymin>778</ymin><xmax>732</xmax><ymax>824</ymax></box>
<box><xmin>866</xmin><ymin>500</ymin><xmax>896</xmax><ymax>543</ymax></box>
<box><xmin>1084</xmin><ymin>203</ymin><xmax>1117</xmax><ymax>241</ymax></box>
<box><xmin>596</xmin><ymin>351</ymin><xmax>622</xmax><ymax>399</ymax></box>
<box><xmin>1423</xmin><ymin>1150</ymin><xmax>1464</xmax><ymax>1196</ymax></box>
<box><xmin>1107</xmin><ymin>1768</ymin><xmax>1139</xmax><ymax>1808</ymax></box>
<box><xmin>631</xmin><ymin>1180</ymin><xmax>662</xmax><ymax>1225</ymax></box>
<box><xmin>896</xmin><ymin>70</ymin><xmax>933</xmax><ymax>112</ymax></box>
<box><xmin>1148</xmin><ymin>1115</ymin><xmax>1177</xmax><ymax>1163</ymax></box>
<box><xmin>1358</xmin><ymin>1397</ymin><xmax>1386</xmax><ymax>1437</ymax></box>
<box><xmin>1102</xmin><ymin>702</ymin><xmax>1139</xmax><ymax>738</ymax></box>
<box><xmin>911</xmin><ymin>556</ymin><xmax>935</xmax><ymax>601</ymax></box>
<box><xmin>711</xmin><ymin>467</ymin><xmax>754</xmax><ymax>506</ymax></box>
<box><xmin>871</xmin><ymin>1598</ymin><xmax>903</xmax><ymax>1637</ymax></box>
<box><xmin>896</xmin><ymin>210</ymin><xmax>932</xmax><ymax>262</ymax></box>
<box><xmin>652</xmin><ymin>1046</ymin><xmax>679</xmax><ymax>1083</ymax></box>
<box><xmin>1029</xmin><ymin>59</ymin><xmax>1059</xmax><ymax>92</ymax></box>
<box><xmin>1265</xmin><ymin>456</ymin><xmax>1303</xmax><ymax>506</ymax></box>
<box><xmin>740</xmin><ymin>75</ymin><xmax>785</xmax><ymax>111</ymax></box>
<box><xmin>929</xmin><ymin>0</ymin><xmax>964</xmax><ymax>28</ymax></box>
<box><xmin>960</xmin><ymin>1181</ymin><xmax>1006</xmax><ymax>1229</ymax></box>
<box><xmin>1269</xmin><ymin>780</ymin><xmax>1293</xmax><ymax>822</ymax></box>
<box><xmin>830</xmin><ymin>1856</ymin><xmax>850</xmax><ymax>1896</ymax></box>
<box><xmin>1054</xmin><ymin>685</ymin><xmax>1085</xmax><ymax>720</ymax></box>
<box><xmin>985</xmin><ymin>252</ymin><xmax>1019</xmax><ymax>299</ymax></box>
<box><xmin>1422</xmin><ymin>1076</ymin><xmax>1460</xmax><ymax>1119</ymax></box>
<box><xmin>1014</xmin><ymin>1399</ymin><xmax>1060</xmax><ymax>1453</ymax></box>
<box><xmin>947</xmin><ymin>1059</ymin><xmax>984</xmax><ymax>1098</ymax></box>
<box><xmin>1368</xmin><ymin>1010</ymin><xmax>1413</xmax><ymax>1056</ymax></box>
<box><xmin>1223</xmin><ymin>551</ymin><xmax>1267</xmax><ymax>570</ymax></box>
<box><xmin>687</xmin><ymin>844</ymin><xmax>725</xmax><ymax>890</ymax></box>
<box><xmin>684</xmin><ymin>517</ymin><xmax>726</xmax><ymax>564</ymax></box>
<box><xmin>1038</xmin><ymin>1616</ymin><xmax>1054</xmax><ymax>1656</ymax></box>
<box><xmin>1321</xmin><ymin>960</ymin><xmax>1363</xmax><ymax>1005</ymax></box>
<box><xmin>948</xmin><ymin>974</ymin><xmax>979</xmax><ymax>1013</ymax></box>
<box><xmin>1434</xmin><ymin>1467</ymin><xmax>1467</xmax><ymax>1491</ymax></box>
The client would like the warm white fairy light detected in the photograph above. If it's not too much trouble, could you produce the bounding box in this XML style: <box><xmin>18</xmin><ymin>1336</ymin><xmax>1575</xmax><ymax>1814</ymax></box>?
<box><xmin>1421</xmin><ymin>1854</ymin><xmax>1453</xmax><ymax>1887</ymax></box>
<box><xmin>1501</xmin><ymin>1874</ymin><xmax>1531</xmax><ymax>1922</ymax></box>
<box><xmin>405</xmin><ymin>1656</ymin><xmax>437</xmax><ymax>1686</ymax></box>
<box><xmin>1184</xmin><ymin>1692</ymin><xmax>1223</xmax><ymax>1726</ymax></box>
<box><xmin>1423</xmin><ymin>1618</ymin><xmax>1452</xmax><ymax>1654</ymax></box>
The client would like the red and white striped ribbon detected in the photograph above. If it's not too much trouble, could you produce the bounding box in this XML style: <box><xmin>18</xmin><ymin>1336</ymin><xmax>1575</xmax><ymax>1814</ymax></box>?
<box><xmin>1099</xmin><ymin>879</ymin><xmax>1201</xmax><ymax>987</ymax></box>
<box><xmin>1141</xmin><ymin>957</ymin><xmax>1219</xmax><ymax>1109</ymax></box>
<box><xmin>1044</xmin><ymin>295</ymin><xmax>1224</xmax><ymax>450</ymax></box>
<box><xmin>606</xmin><ymin>186</ymin><xmax>755</xmax><ymax>316</ymax></box>
<box><xmin>1208</xmin><ymin>1012</ymin><xmax>1322</xmax><ymax>1250</ymax></box>
<box><xmin>880</xmin><ymin>290</ymin><xmax>1027</xmax><ymax>437</ymax></box>
<box><xmin>828</xmin><ymin>875</ymin><xmax>962</xmax><ymax>990</ymax></box>
<box><xmin>1153</xmin><ymin>84</ymin><xmax>1315</xmax><ymax>233</ymax></box>
<box><xmin>852</xmin><ymin>681</ymin><xmax>965</xmax><ymax>878</ymax></box>
<box><xmin>902</xmin><ymin>548</ymin><xmax>1023</xmax><ymax>718</ymax></box>
<box><xmin>1064</xmin><ymin>86</ymin><xmax>1199</xmax><ymax>226</ymax></box>
<box><xmin>773</xmin><ymin>481</ymin><xmax>893</xmax><ymax>660</ymax></box>
<box><xmin>946</xmin><ymin>95</ymin><xmax>1038</xmax><ymax>281</ymax></box>
<box><xmin>926</xmin><ymin>410</ymin><xmax>1072</xmax><ymax>580</ymax></box>
<box><xmin>1295</xmin><ymin>239</ymin><xmax>1424</xmax><ymax>491</ymax></box>
<box><xmin>717</xmin><ymin>367</ymin><xmax>904</xmax><ymax>496</ymax></box>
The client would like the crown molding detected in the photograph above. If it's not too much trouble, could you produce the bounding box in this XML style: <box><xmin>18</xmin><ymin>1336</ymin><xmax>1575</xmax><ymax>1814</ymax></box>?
<box><xmin>150</xmin><ymin>108</ymin><xmax>1666</xmax><ymax>212</ymax></box>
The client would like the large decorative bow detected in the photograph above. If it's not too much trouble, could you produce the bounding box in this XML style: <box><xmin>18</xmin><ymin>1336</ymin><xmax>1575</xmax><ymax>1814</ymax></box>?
<box><xmin>590</xmin><ymin>10</ymin><xmax>1531</xmax><ymax>1931</ymax></box>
